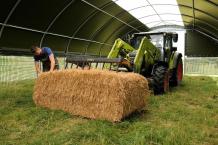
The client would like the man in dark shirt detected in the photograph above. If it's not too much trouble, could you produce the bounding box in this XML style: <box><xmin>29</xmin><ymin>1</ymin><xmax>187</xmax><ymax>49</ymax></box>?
<box><xmin>31</xmin><ymin>46</ymin><xmax>59</xmax><ymax>76</ymax></box>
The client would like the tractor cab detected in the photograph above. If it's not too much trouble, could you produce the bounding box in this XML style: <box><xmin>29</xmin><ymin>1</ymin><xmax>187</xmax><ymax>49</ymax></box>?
<box><xmin>131</xmin><ymin>32</ymin><xmax>178</xmax><ymax>61</ymax></box>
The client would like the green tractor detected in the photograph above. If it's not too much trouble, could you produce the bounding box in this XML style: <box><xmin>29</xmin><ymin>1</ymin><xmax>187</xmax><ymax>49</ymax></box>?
<box><xmin>65</xmin><ymin>32</ymin><xmax>183</xmax><ymax>94</ymax></box>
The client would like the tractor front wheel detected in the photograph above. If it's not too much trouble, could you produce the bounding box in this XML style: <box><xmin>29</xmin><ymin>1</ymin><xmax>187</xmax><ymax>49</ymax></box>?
<box><xmin>152</xmin><ymin>65</ymin><xmax>169</xmax><ymax>95</ymax></box>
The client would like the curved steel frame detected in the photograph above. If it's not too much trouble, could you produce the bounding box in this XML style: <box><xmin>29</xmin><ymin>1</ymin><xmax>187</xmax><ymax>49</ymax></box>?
<box><xmin>0</xmin><ymin>0</ymin><xmax>21</xmax><ymax>39</ymax></box>
<box><xmin>83</xmin><ymin>9</ymin><xmax>147</xmax><ymax>53</ymax></box>
<box><xmin>65</xmin><ymin>0</ymin><xmax>141</xmax><ymax>54</ymax></box>
<box><xmin>85</xmin><ymin>12</ymin><xmax>217</xmax><ymax>54</ymax></box>
<box><xmin>113</xmin><ymin>1</ymin><xmax>217</xmax><ymax>21</ymax></box>
<box><xmin>83</xmin><ymin>2</ymin><xmax>217</xmax><ymax>53</ymax></box>
<box><xmin>39</xmin><ymin>0</ymin><xmax>75</xmax><ymax>47</ymax></box>
<box><xmin>81</xmin><ymin>0</ymin><xmax>140</xmax><ymax>31</ymax></box>
<box><xmin>0</xmin><ymin>22</ymin><xmax>112</xmax><ymax>46</ymax></box>
<box><xmin>145</xmin><ymin>0</ymin><xmax>164</xmax><ymax>24</ymax></box>
<box><xmin>65</xmin><ymin>1</ymin><xmax>114</xmax><ymax>54</ymax></box>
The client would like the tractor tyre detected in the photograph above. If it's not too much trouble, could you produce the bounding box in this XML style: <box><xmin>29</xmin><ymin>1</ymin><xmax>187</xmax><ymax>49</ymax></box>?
<box><xmin>170</xmin><ymin>57</ymin><xmax>183</xmax><ymax>86</ymax></box>
<box><xmin>152</xmin><ymin>65</ymin><xmax>169</xmax><ymax>95</ymax></box>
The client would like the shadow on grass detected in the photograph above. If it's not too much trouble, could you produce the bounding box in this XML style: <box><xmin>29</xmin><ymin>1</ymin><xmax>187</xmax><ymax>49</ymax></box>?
<box><xmin>122</xmin><ymin>109</ymin><xmax>151</xmax><ymax>123</ymax></box>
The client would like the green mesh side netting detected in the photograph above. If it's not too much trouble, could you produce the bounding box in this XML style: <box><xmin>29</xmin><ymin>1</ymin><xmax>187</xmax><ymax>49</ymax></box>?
<box><xmin>0</xmin><ymin>55</ymin><xmax>65</xmax><ymax>84</ymax></box>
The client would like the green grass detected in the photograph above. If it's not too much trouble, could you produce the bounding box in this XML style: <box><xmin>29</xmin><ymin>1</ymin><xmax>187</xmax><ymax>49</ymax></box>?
<box><xmin>0</xmin><ymin>77</ymin><xmax>218</xmax><ymax>145</ymax></box>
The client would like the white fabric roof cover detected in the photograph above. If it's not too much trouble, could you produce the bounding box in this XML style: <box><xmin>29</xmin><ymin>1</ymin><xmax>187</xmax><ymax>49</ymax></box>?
<box><xmin>113</xmin><ymin>0</ymin><xmax>184</xmax><ymax>28</ymax></box>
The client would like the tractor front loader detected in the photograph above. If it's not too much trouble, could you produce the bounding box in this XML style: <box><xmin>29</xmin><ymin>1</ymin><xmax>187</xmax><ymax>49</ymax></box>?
<box><xmin>65</xmin><ymin>32</ymin><xmax>183</xmax><ymax>94</ymax></box>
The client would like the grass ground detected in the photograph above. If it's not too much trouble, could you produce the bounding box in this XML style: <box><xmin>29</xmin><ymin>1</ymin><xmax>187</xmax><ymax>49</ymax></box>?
<box><xmin>0</xmin><ymin>76</ymin><xmax>218</xmax><ymax>145</ymax></box>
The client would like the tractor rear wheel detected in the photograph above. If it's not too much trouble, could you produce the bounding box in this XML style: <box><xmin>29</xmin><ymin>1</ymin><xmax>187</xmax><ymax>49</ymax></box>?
<box><xmin>170</xmin><ymin>57</ymin><xmax>183</xmax><ymax>86</ymax></box>
<box><xmin>152</xmin><ymin>65</ymin><xmax>169</xmax><ymax>95</ymax></box>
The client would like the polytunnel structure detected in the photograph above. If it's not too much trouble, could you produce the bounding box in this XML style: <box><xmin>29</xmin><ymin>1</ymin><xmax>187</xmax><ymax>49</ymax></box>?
<box><xmin>0</xmin><ymin>0</ymin><xmax>217</xmax><ymax>56</ymax></box>
<box><xmin>0</xmin><ymin>0</ymin><xmax>218</xmax><ymax>81</ymax></box>
<box><xmin>1</xmin><ymin>1</ymin><xmax>218</xmax><ymax>144</ymax></box>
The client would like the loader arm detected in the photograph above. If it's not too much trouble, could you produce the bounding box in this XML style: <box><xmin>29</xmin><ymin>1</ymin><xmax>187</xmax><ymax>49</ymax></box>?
<box><xmin>107</xmin><ymin>38</ymin><xmax>135</xmax><ymax>59</ymax></box>
<box><xmin>134</xmin><ymin>37</ymin><xmax>161</xmax><ymax>73</ymax></box>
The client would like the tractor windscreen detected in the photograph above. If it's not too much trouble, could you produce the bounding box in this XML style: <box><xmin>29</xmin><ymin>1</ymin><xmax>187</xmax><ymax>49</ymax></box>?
<box><xmin>149</xmin><ymin>35</ymin><xmax>164</xmax><ymax>48</ymax></box>
<box><xmin>132</xmin><ymin>34</ymin><xmax>164</xmax><ymax>49</ymax></box>
<box><xmin>131</xmin><ymin>36</ymin><xmax>144</xmax><ymax>49</ymax></box>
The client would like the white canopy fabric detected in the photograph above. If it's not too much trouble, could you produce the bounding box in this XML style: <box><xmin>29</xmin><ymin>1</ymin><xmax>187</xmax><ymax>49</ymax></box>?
<box><xmin>113</xmin><ymin>0</ymin><xmax>184</xmax><ymax>28</ymax></box>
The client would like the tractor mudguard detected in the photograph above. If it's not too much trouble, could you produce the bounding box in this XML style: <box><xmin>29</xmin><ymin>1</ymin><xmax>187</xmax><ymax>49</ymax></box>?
<box><xmin>169</xmin><ymin>52</ymin><xmax>182</xmax><ymax>70</ymax></box>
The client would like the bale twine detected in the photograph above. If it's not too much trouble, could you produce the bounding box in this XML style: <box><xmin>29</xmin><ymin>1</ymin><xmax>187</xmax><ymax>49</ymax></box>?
<box><xmin>33</xmin><ymin>69</ymin><xmax>150</xmax><ymax>122</ymax></box>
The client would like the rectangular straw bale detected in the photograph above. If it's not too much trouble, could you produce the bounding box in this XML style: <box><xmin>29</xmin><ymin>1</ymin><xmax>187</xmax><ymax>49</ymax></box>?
<box><xmin>33</xmin><ymin>69</ymin><xmax>150</xmax><ymax>122</ymax></box>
